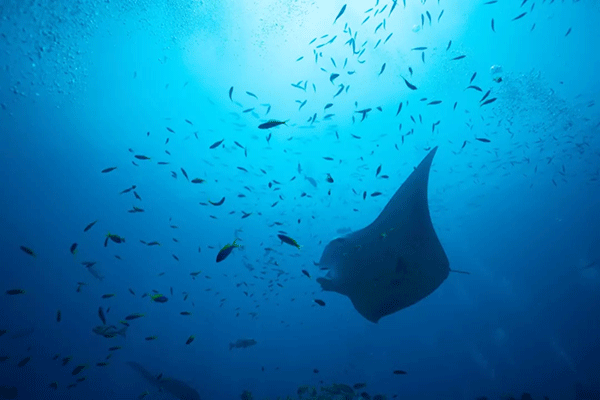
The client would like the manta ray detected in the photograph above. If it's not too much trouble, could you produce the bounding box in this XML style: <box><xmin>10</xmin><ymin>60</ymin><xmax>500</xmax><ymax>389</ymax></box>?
<box><xmin>127</xmin><ymin>361</ymin><xmax>201</xmax><ymax>400</ymax></box>
<box><xmin>317</xmin><ymin>147</ymin><xmax>464</xmax><ymax>323</ymax></box>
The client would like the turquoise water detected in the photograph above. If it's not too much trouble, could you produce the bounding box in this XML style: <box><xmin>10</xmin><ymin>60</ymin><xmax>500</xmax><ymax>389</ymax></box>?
<box><xmin>1</xmin><ymin>0</ymin><xmax>599</xmax><ymax>399</ymax></box>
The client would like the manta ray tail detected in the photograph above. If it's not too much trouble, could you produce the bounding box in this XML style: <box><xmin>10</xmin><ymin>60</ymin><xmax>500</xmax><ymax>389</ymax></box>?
<box><xmin>126</xmin><ymin>361</ymin><xmax>156</xmax><ymax>383</ymax></box>
<box><xmin>450</xmin><ymin>269</ymin><xmax>470</xmax><ymax>275</ymax></box>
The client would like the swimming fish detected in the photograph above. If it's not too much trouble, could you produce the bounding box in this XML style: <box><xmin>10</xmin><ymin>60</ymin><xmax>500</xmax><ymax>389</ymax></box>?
<box><xmin>209</xmin><ymin>197</ymin><xmax>225</xmax><ymax>206</ymax></box>
<box><xmin>401</xmin><ymin>77</ymin><xmax>417</xmax><ymax>90</ymax></box>
<box><xmin>216</xmin><ymin>240</ymin><xmax>241</xmax><ymax>263</ymax></box>
<box><xmin>209</xmin><ymin>139</ymin><xmax>224</xmax><ymax>149</ymax></box>
<box><xmin>258</xmin><ymin>120</ymin><xmax>287</xmax><ymax>129</ymax></box>
<box><xmin>93</xmin><ymin>325</ymin><xmax>127</xmax><ymax>339</ymax></box>
<box><xmin>83</xmin><ymin>220</ymin><xmax>98</xmax><ymax>232</ymax></box>
<box><xmin>333</xmin><ymin>4</ymin><xmax>346</xmax><ymax>24</ymax></box>
<box><xmin>277</xmin><ymin>234</ymin><xmax>301</xmax><ymax>249</ymax></box>
<box><xmin>20</xmin><ymin>246</ymin><xmax>36</xmax><ymax>257</ymax></box>
<box><xmin>229</xmin><ymin>338</ymin><xmax>257</xmax><ymax>350</ymax></box>
<box><xmin>150</xmin><ymin>294</ymin><xmax>168</xmax><ymax>303</ymax></box>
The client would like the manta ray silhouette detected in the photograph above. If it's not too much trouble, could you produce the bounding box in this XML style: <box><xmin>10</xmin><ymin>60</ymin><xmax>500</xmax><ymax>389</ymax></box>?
<box><xmin>127</xmin><ymin>361</ymin><xmax>201</xmax><ymax>400</ymax></box>
<box><xmin>317</xmin><ymin>147</ymin><xmax>462</xmax><ymax>323</ymax></box>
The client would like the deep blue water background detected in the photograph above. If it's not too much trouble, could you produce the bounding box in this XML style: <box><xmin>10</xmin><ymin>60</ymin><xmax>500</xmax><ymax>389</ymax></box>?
<box><xmin>1</xmin><ymin>1</ymin><xmax>600</xmax><ymax>399</ymax></box>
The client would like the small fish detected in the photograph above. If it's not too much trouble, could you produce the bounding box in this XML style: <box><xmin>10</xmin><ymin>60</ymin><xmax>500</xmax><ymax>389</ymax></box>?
<box><xmin>108</xmin><ymin>346</ymin><xmax>122</xmax><ymax>351</ymax></box>
<box><xmin>62</xmin><ymin>356</ymin><xmax>72</xmax><ymax>366</ymax></box>
<box><xmin>145</xmin><ymin>336</ymin><xmax>158</xmax><ymax>341</ymax></box>
<box><xmin>258</xmin><ymin>120</ymin><xmax>287</xmax><ymax>129</ymax></box>
<box><xmin>83</xmin><ymin>220</ymin><xmax>98</xmax><ymax>232</ymax></box>
<box><xmin>209</xmin><ymin>197</ymin><xmax>225</xmax><ymax>206</ymax></box>
<box><xmin>393</xmin><ymin>370</ymin><xmax>407</xmax><ymax>375</ymax></box>
<box><xmin>277</xmin><ymin>234</ymin><xmax>301</xmax><ymax>249</ymax></box>
<box><xmin>378</xmin><ymin>63</ymin><xmax>386</xmax><ymax>75</ymax></box>
<box><xmin>216</xmin><ymin>240</ymin><xmax>241</xmax><ymax>263</ymax></box>
<box><xmin>333</xmin><ymin>4</ymin><xmax>347</xmax><ymax>24</ymax></box>
<box><xmin>446</xmin><ymin>40</ymin><xmax>452</xmax><ymax>51</ymax></box>
<box><xmin>101</xmin><ymin>167</ymin><xmax>117</xmax><ymax>173</ymax></box>
<box><xmin>134</xmin><ymin>155</ymin><xmax>151</xmax><ymax>160</ymax></box>
<box><xmin>491</xmin><ymin>18</ymin><xmax>495</xmax><ymax>32</ymax></box>
<box><xmin>6</xmin><ymin>289</ymin><xmax>25</xmax><ymax>295</ymax></box>
<box><xmin>120</xmin><ymin>185</ymin><xmax>136</xmax><ymax>194</ymax></box>
<box><xmin>302</xmin><ymin>270</ymin><xmax>311</xmax><ymax>278</ymax></box>
<box><xmin>512</xmin><ymin>12</ymin><xmax>527</xmax><ymax>21</ymax></box>
<box><xmin>97</xmin><ymin>362</ymin><xmax>110</xmax><ymax>367</ymax></box>
<box><xmin>326</xmin><ymin>173</ymin><xmax>334</xmax><ymax>183</ymax></box>
<box><xmin>412</xmin><ymin>46</ymin><xmax>427</xmax><ymax>51</ymax></box>
<box><xmin>180</xmin><ymin>311</ymin><xmax>192</xmax><ymax>316</ymax></box>
<box><xmin>72</xmin><ymin>365</ymin><xmax>86</xmax><ymax>375</ymax></box>
<box><xmin>56</xmin><ymin>310</ymin><xmax>61</xmax><ymax>322</ymax></box>
<box><xmin>396</xmin><ymin>102</ymin><xmax>403</xmax><ymax>116</ymax></box>
<box><xmin>101</xmin><ymin>294</ymin><xmax>115</xmax><ymax>299</ymax></box>
<box><xmin>401</xmin><ymin>77</ymin><xmax>417</xmax><ymax>90</ymax></box>
<box><xmin>20</xmin><ymin>246</ymin><xmax>36</xmax><ymax>257</ymax></box>
<box><xmin>480</xmin><ymin>90</ymin><xmax>491</xmax><ymax>103</ymax></box>
<box><xmin>98</xmin><ymin>307</ymin><xmax>107</xmax><ymax>325</ymax></box>
<box><xmin>451</xmin><ymin>55</ymin><xmax>466</xmax><ymax>60</ymax></box>
<box><xmin>125</xmin><ymin>313</ymin><xmax>145</xmax><ymax>321</ymax></box>
<box><xmin>314</xmin><ymin>299</ymin><xmax>326</xmax><ymax>306</ymax></box>
<box><xmin>17</xmin><ymin>356</ymin><xmax>31</xmax><ymax>367</ymax></box>
<box><xmin>475</xmin><ymin>137</ymin><xmax>491</xmax><ymax>143</ymax></box>
<box><xmin>186</xmin><ymin>335</ymin><xmax>195</xmax><ymax>345</ymax></box>
<box><xmin>209</xmin><ymin>139</ymin><xmax>224</xmax><ymax>149</ymax></box>
<box><xmin>70</xmin><ymin>243</ymin><xmax>78</xmax><ymax>255</ymax></box>
<box><xmin>330</xmin><ymin>73</ymin><xmax>339</xmax><ymax>83</ymax></box>
<box><xmin>228</xmin><ymin>86</ymin><xmax>233</xmax><ymax>101</ymax></box>
<box><xmin>150</xmin><ymin>294</ymin><xmax>168</xmax><ymax>303</ymax></box>
<box><xmin>480</xmin><ymin>98</ymin><xmax>497</xmax><ymax>106</ymax></box>
<box><xmin>191</xmin><ymin>178</ymin><xmax>205</xmax><ymax>184</ymax></box>
<box><xmin>48</xmin><ymin>382</ymin><xmax>58</xmax><ymax>390</ymax></box>
<box><xmin>166</xmin><ymin>127</ymin><xmax>175</xmax><ymax>133</ymax></box>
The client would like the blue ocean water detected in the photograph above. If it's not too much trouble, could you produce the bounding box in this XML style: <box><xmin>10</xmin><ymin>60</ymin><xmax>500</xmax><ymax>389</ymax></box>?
<box><xmin>1</xmin><ymin>0</ymin><xmax>600</xmax><ymax>399</ymax></box>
